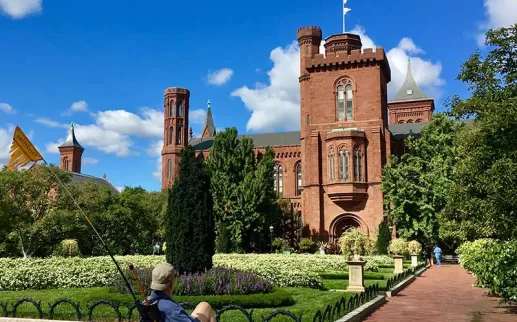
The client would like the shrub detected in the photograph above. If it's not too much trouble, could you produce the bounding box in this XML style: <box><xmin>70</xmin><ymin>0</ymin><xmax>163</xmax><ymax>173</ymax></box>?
<box><xmin>53</xmin><ymin>239</ymin><xmax>80</xmax><ymax>257</ymax></box>
<box><xmin>272</xmin><ymin>238</ymin><xmax>289</xmax><ymax>252</ymax></box>
<box><xmin>114</xmin><ymin>267</ymin><xmax>272</xmax><ymax>296</ymax></box>
<box><xmin>338</xmin><ymin>228</ymin><xmax>373</xmax><ymax>259</ymax></box>
<box><xmin>376</xmin><ymin>221</ymin><xmax>391</xmax><ymax>255</ymax></box>
<box><xmin>388</xmin><ymin>238</ymin><xmax>408</xmax><ymax>256</ymax></box>
<box><xmin>407</xmin><ymin>240</ymin><xmax>422</xmax><ymax>255</ymax></box>
<box><xmin>298</xmin><ymin>238</ymin><xmax>317</xmax><ymax>253</ymax></box>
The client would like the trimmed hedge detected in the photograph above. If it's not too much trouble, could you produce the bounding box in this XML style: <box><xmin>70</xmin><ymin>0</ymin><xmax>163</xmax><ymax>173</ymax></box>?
<box><xmin>318</xmin><ymin>272</ymin><xmax>386</xmax><ymax>280</ymax></box>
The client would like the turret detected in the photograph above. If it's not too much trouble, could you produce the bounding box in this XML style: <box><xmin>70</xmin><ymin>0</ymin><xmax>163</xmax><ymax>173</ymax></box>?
<box><xmin>58</xmin><ymin>122</ymin><xmax>84</xmax><ymax>173</ymax></box>
<box><xmin>297</xmin><ymin>26</ymin><xmax>322</xmax><ymax>75</ymax></box>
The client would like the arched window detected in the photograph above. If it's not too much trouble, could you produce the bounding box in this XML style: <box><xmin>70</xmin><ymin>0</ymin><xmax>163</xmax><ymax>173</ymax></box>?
<box><xmin>337</xmin><ymin>85</ymin><xmax>345</xmax><ymax>121</ymax></box>
<box><xmin>169</xmin><ymin>127</ymin><xmax>174</xmax><ymax>145</ymax></box>
<box><xmin>169</xmin><ymin>101</ymin><xmax>174</xmax><ymax>117</ymax></box>
<box><xmin>278</xmin><ymin>165</ymin><xmax>283</xmax><ymax>195</ymax></box>
<box><xmin>296</xmin><ymin>163</ymin><xmax>302</xmax><ymax>196</ymax></box>
<box><xmin>273</xmin><ymin>165</ymin><xmax>278</xmax><ymax>193</ymax></box>
<box><xmin>415</xmin><ymin>119</ymin><xmax>422</xmax><ymax>123</ymax></box>
<box><xmin>398</xmin><ymin>120</ymin><xmax>405</xmax><ymax>124</ymax></box>
<box><xmin>307</xmin><ymin>114</ymin><xmax>311</xmax><ymax>125</ymax></box>
<box><xmin>345</xmin><ymin>84</ymin><xmax>353</xmax><ymax>120</ymax></box>
<box><xmin>305</xmin><ymin>46</ymin><xmax>309</xmax><ymax>56</ymax></box>
<box><xmin>167</xmin><ymin>159</ymin><xmax>172</xmax><ymax>178</ymax></box>
<box><xmin>177</xmin><ymin>102</ymin><xmax>183</xmax><ymax>117</ymax></box>
<box><xmin>63</xmin><ymin>157</ymin><xmax>69</xmax><ymax>171</ymax></box>
<box><xmin>407</xmin><ymin>119</ymin><xmax>414</xmax><ymax>123</ymax></box>
<box><xmin>354</xmin><ymin>148</ymin><xmax>364</xmax><ymax>181</ymax></box>
<box><xmin>177</xmin><ymin>127</ymin><xmax>182</xmax><ymax>145</ymax></box>
<box><xmin>328</xmin><ymin>148</ymin><xmax>335</xmax><ymax>182</ymax></box>
<box><xmin>339</xmin><ymin>149</ymin><xmax>350</xmax><ymax>181</ymax></box>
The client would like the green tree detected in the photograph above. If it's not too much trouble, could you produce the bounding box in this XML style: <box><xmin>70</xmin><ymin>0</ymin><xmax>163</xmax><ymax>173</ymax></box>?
<box><xmin>381</xmin><ymin>113</ymin><xmax>464</xmax><ymax>248</ymax></box>
<box><xmin>208</xmin><ymin>127</ymin><xmax>277</xmax><ymax>253</ymax></box>
<box><xmin>165</xmin><ymin>146</ymin><xmax>214</xmax><ymax>274</ymax></box>
<box><xmin>445</xmin><ymin>24</ymin><xmax>517</xmax><ymax>241</ymax></box>
<box><xmin>376</xmin><ymin>220</ymin><xmax>391</xmax><ymax>255</ymax></box>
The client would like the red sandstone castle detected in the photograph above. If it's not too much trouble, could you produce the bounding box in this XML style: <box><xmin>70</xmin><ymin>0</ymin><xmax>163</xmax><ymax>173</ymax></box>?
<box><xmin>160</xmin><ymin>27</ymin><xmax>434</xmax><ymax>242</ymax></box>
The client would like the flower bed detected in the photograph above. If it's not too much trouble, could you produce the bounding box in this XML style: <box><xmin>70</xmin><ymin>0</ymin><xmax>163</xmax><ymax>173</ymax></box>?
<box><xmin>0</xmin><ymin>254</ymin><xmax>392</xmax><ymax>291</ymax></box>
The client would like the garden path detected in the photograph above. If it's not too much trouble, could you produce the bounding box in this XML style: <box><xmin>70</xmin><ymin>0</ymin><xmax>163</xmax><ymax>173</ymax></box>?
<box><xmin>363</xmin><ymin>265</ymin><xmax>516</xmax><ymax>322</ymax></box>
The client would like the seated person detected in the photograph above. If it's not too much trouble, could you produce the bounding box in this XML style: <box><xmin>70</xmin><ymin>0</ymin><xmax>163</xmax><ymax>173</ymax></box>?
<box><xmin>149</xmin><ymin>263</ymin><xmax>216</xmax><ymax>322</ymax></box>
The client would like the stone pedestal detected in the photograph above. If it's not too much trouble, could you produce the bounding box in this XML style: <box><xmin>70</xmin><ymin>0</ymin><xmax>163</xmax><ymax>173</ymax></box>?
<box><xmin>410</xmin><ymin>254</ymin><xmax>418</xmax><ymax>267</ymax></box>
<box><xmin>346</xmin><ymin>260</ymin><xmax>366</xmax><ymax>293</ymax></box>
<box><xmin>319</xmin><ymin>249</ymin><xmax>325</xmax><ymax>255</ymax></box>
<box><xmin>393</xmin><ymin>255</ymin><xmax>404</xmax><ymax>274</ymax></box>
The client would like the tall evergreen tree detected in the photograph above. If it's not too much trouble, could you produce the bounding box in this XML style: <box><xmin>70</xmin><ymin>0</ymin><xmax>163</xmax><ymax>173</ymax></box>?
<box><xmin>376</xmin><ymin>220</ymin><xmax>391</xmax><ymax>255</ymax></box>
<box><xmin>165</xmin><ymin>146</ymin><xmax>214</xmax><ymax>274</ymax></box>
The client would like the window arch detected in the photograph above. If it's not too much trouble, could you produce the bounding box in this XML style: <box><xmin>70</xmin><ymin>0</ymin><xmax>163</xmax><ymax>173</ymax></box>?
<box><xmin>354</xmin><ymin>147</ymin><xmax>364</xmax><ymax>182</ymax></box>
<box><xmin>336</xmin><ymin>79</ymin><xmax>354</xmax><ymax>121</ymax></box>
<box><xmin>328</xmin><ymin>148</ymin><xmax>335</xmax><ymax>182</ymax></box>
<box><xmin>407</xmin><ymin>119</ymin><xmax>414</xmax><ymax>123</ymax></box>
<box><xmin>167</xmin><ymin>159</ymin><xmax>172</xmax><ymax>178</ymax></box>
<box><xmin>63</xmin><ymin>157</ymin><xmax>69</xmax><ymax>171</ymax></box>
<box><xmin>169</xmin><ymin>101</ymin><xmax>174</xmax><ymax>117</ymax></box>
<box><xmin>415</xmin><ymin>119</ymin><xmax>422</xmax><ymax>123</ymax></box>
<box><xmin>278</xmin><ymin>165</ymin><xmax>283</xmax><ymax>195</ymax></box>
<box><xmin>177</xmin><ymin>127</ymin><xmax>182</xmax><ymax>145</ymax></box>
<box><xmin>169</xmin><ymin>126</ymin><xmax>174</xmax><ymax>145</ymax></box>
<box><xmin>338</xmin><ymin>148</ymin><xmax>350</xmax><ymax>181</ymax></box>
<box><xmin>398</xmin><ymin>120</ymin><xmax>405</xmax><ymax>124</ymax></box>
<box><xmin>177</xmin><ymin>101</ymin><xmax>183</xmax><ymax>117</ymax></box>
<box><xmin>295</xmin><ymin>163</ymin><xmax>302</xmax><ymax>196</ymax></box>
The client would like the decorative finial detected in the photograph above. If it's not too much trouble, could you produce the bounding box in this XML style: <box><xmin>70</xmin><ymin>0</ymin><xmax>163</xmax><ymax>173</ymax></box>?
<box><xmin>207</xmin><ymin>100</ymin><xmax>211</xmax><ymax>109</ymax></box>
<box><xmin>71</xmin><ymin>122</ymin><xmax>74</xmax><ymax>129</ymax></box>
<box><xmin>189</xmin><ymin>127</ymin><xmax>193</xmax><ymax>139</ymax></box>
<box><xmin>103</xmin><ymin>173</ymin><xmax>107</xmax><ymax>179</ymax></box>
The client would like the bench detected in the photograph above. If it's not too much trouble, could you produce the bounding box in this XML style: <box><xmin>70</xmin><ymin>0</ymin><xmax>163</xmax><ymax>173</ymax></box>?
<box><xmin>442</xmin><ymin>254</ymin><xmax>459</xmax><ymax>264</ymax></box>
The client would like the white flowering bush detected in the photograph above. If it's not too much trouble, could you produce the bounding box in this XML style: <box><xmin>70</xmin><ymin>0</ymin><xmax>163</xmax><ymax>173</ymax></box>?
<box><xmin>0</xmin><ymin>253</ymin><xmax>391</xmax><ymax>291</ymax></box>
<box><xmin>388</xmin><ymin>238</ymin><xmax>408</xmax><ymax>256</ymax></box>
<box><xmin>407</xmin><ymin>240</ymin><xmax>422</xmax><ymax>255</ymax></box>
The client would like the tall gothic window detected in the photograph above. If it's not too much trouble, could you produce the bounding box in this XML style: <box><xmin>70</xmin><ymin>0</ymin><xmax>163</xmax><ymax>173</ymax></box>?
<box><xmin>177</xmin><ymin>127</ymin><xmax>182</xmax><ymax>145</ymax></box>
<box><xmin>296</xmin><ymin>163</ymin><xmax>302</xmax><ymax>196</ymax></box>
<box><xmin>273</xmin><ymin>165</ymin><xmax>277</xmax><ymax>193</ymax></box>
<box><xmin>278</xmin><ymin>165</ymin><xmax>283</xmax><ymax>195</ymax></box>
<box><xmin>177</xmin><ymin>102</ymin><xmax>183</xmax><ymax>117</ymax></box>
<box><xmin>328</xmin><ymin>148</ymin><xmax>335</xmax><ymax>182</ymax></box>
<box><xmin>354</xmin><ymin>148</ymin><xmax>364</xmax><ymax>181</ymax></box>
<box><xmin>339</xmin><ymin>149</ymin><xmax>350</xmax><ymax>181</ymax></box>
<box><xmin>167</xmin><ymin>159</ymin><xmax>172</xmax><ymax>178</ymax></box>
<box><xmin>337</xmin><ymin>85</ymin><xmax>345</xmax><ymax>121</ymax></box>
<box><xmin>169</xmin><ymin>126</ymin><xmax>174</xmax><ymax>145</ymax></box>
<box><xmin>307</xmin><ymin>114</ymin><xmax>311</xmax><ymax>125</ymax></box>
<box><xmin>169</xmin><ymin>101</ymin><xmax>174</xmax><ymax>117</ymax></box>
<box><xmin>63</xmin><ymin>157</ymin><xmax>69</xmax><ymax>171</ymax></box>
<box><xmin>345</xmin><ymin>84</ymin><xmax>353</xmax><ymax>120</ymax></box>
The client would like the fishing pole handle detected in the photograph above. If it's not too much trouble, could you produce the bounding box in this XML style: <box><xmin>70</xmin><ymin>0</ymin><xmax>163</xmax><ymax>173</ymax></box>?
<box><xmin>129</xmin><ymin>264</ymin><xmax>151</xmax><ymax>306</ymax></box>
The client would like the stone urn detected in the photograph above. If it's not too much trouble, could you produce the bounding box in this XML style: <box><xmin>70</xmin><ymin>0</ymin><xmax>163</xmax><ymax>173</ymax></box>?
<box><xmin>410</xmin><ymin>254</ymin><xmax>418</xmax><ymax>267</ymax></box>
<box><xmin>393</xmin><ymin>255</ymin><xmax>404</xmax><ymax>274</ymax></box>
<box><xmin>319</xmin><ymin>248</ymin><xmax>325</xmax><ymax>255</ymax></box>
<box><xmin>346</xmin><ymin>258</ymin><xmax>366</xmax><ymax>293</ymax></box>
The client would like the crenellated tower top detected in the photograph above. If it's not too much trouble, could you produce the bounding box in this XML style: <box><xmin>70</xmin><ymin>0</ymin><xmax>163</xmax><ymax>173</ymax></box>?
<box><xmin>297</xmin><ymin>26</ymin><xmax>323</xmax><ymax>75</ymax></box>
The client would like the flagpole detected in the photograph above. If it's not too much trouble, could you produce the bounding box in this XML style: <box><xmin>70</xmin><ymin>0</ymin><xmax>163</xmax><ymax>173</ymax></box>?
<box><xmin>343</xmin><ymin>11</ymin><xmax>345</xmax><ymax>33</ymax></box>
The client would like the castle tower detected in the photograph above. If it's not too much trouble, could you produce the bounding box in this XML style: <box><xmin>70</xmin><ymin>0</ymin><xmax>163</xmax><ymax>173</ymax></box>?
<box><xmin>297</xmin><ymin>25</ymin><xmax>392</xmax><ymax>241</ymax></box>
<box><xmin>201</xmin><ymin>100</ymin><xmax>216</xmax><ymax>138</ymax></box>
<box><xmin>161</xmin><ymin>87</ymin><xmax>190</xmax><ymax>190</ymax></box>
<box><xmin>58</xmin><ymin>123</ymin><xmax>84</xmax><ymax>173</ymax></box>
<box><xmin>388</xmin><ymin>57</ymin><xmax>434</xmax><ymax>124</ymax></box>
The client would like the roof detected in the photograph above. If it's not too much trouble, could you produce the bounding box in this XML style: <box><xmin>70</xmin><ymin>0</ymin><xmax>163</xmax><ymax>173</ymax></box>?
<box><xmin>202</xmin><ymin>101</ymin><xmax>217</xmax><ymax>137</ymax></box>
<box><xmin>390</xmin><ymin>57</ymin><xmax>430</xmax><ymax>103</ymax></box>
<box><xmin>69</xmin><ymin>172</ymin><xmax>120</xmax><ymax>194</ymax></box>
<box><xmin>59</xmin><ymin>123</ymin><xmax>84</xmax><ymax>149</ymax></box>
<box><xmin>190</xmin><ymin>123</ymin><xmax>427</xmax><ymax>151</ymax></box>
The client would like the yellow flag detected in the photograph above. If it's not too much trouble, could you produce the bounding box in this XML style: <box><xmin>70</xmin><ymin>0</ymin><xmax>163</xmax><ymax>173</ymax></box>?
<box><xmin>7</xmin><ymin>126</ymin><xmax>44</xmax><ymax>171</ymax></box>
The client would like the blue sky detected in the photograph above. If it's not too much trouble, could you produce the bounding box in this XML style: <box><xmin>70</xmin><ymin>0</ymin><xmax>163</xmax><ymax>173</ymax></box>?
<box><xmin>0</xmin><ymin>0</ymin><xmax>516</xmax><ymax>192</ymax></box>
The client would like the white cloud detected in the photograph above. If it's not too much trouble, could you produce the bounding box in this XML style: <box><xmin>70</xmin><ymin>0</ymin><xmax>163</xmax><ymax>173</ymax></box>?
<box><xmin>190</xmin><ymin>109</ymin><xmax>207</xmax><ymax>125</ymax></box>
<box><xmin>69</xmin><ymin>100</ymin><xmax>88</xmax><ymax>113</ymax></box>
<box><xmin>0</xmin><ymin>0</ymin><xmax>41</xmax><ymax>19</ymax></box>
<box><xmin>116</xmin><ymin>186</ymin><xmax>125</xmax><ymax>192</ymax></box>
<box><xmin>477</xmin><ymin>0</ymin><xmax>517</xmax><ymax>45</ymax></box>
<box><xmin>231</xmin><ymin>26</ymin><xmax>444</xmax><ymax>132</ymax></box>
<box><xmin>95</xmin><ymin>107</ymin><xmax>163</xmax><ymax>138</ymax></box>
<box><xmin>147</xmin><ymin>140</ymin><xmax>163</xmax><ymax>181</ymax></box>
<box><xmin>35</xmin><ymin>118</ymin><xmax>68</xmax><ymax>128</ymax></box>
<box><xmin>207</xmin><ymin>68</ymin><xmax>234</xmax><ymax>86</ymax></box>
<box><xmin>0</xmin><ymin>125</ymin><xmax>14</xmax><ymax>167</ymax></box>
<box><xmin>83</xmin><ymin>157</ymin><xmax>98</xmax><ymax>165</ymax></box>
<box><xmin>0</xmin><ymin>103</ymin><xmax>14</xmax><ymax>114</ymax></box>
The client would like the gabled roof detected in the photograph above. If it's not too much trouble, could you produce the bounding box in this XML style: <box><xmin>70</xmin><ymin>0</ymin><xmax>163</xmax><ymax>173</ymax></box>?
<box><xmin>391</xmin><ymin>57</ymin><xmax>430</xmax><ymax>102</ymax></box>
<box><xmin>59</xmin><ymin>123</ymin><xmax>84</xmax><ymax>149</ymax></box>
<box><xmin>201</xmin><ymin>100</ymin><xmax>216</xmax><ymax>138</ymax></box>
<box><xmin>69</xmin><ymin>171</ymin><xmax>120</xmax><ymax>194</ymax></box>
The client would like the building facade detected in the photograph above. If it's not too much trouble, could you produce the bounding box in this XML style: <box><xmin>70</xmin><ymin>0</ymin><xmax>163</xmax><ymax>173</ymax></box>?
<box><xmin>161</xmin><ymin>26</ymin><xmax>434</xmax><ymax>241</ymax></box>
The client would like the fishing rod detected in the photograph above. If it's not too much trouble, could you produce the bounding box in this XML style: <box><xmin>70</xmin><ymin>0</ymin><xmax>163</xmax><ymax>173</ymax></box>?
<box><xmin>43</xmin><ymin>160</ymin><xmax>138</xmax><ymax>302</ymax></box>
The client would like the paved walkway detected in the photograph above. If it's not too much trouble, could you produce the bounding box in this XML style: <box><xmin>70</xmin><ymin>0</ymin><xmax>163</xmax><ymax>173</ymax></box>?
<box><xmin>364</xmin><ymin>265</ymin><xmax>517</xmax><ymax>322</ymax></box>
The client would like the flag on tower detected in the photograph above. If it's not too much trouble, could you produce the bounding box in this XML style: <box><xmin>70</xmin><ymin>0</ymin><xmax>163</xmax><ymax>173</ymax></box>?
<box><xmin>343</xmin><ymin>0</ymin><xmax>351</xmax><ymax>14</ymax></box>
<box><xmin>7</xmin><ymin>126</ymin><xmax>44</xmax><ymax>171</ymax></box>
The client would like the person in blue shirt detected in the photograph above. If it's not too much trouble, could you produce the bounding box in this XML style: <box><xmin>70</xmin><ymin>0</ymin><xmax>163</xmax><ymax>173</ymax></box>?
<box><xmin>148</xmin><ymin>263</ymin><xmax>216</xmax><ymax>322</ymax></box>
<box><xmin>433</xmin><ymin>245</ymin><xmax>442</xmax><ymax>266</ymax></box>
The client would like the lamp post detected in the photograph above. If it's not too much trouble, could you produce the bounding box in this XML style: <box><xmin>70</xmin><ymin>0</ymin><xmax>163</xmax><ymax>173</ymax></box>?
<box><xmin>269</xmin><ymin>225</ymin><xmax>274</xmax><ymax>253</ymax></box>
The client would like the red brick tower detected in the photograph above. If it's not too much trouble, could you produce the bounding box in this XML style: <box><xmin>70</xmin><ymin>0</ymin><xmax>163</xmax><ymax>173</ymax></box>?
<box><xmin>161</xmin><ymin>87</ymin><xmax>190</xmax><ymax>190</ymax></box>
<box><xmin>388</xmin><ymin>57</ymin><xmax>434</xmax><ymax>124</ymax></box>
<box><xmin>58</xmin><ymin>122</ymin><xmax>84</xmax><ymax>173</ymax></box>
<box><xmin>297</xmin><ymin>26</ymin><xmax>392</xmax><ymax>240</ymax></box>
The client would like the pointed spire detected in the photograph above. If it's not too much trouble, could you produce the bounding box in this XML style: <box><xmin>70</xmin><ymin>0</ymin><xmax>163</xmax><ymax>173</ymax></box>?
<box><xmin>59</xmin><ymin>122</ymin><xmax>84</xmax><ymax>149</ymax></box>
<box><xmin>391</xmin><ymin>57</ymin><xmax>430</xmax><ymax>102</ymax></box>
<box><xmin>201</xmin><ymin>100</ymin><xmax>216</xmax><ymax>138</ymax></box>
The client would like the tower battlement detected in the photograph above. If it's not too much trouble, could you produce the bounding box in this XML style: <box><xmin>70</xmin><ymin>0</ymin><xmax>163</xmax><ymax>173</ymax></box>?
<box><xmin>164</xmin><ymin>87</ymin><xmax>190</xmax><ymax>96</ymax></box>
<box><xmin>297</xmin><ymin>26</ymin><xmax>322</xmax><ymax>41</ymax></box>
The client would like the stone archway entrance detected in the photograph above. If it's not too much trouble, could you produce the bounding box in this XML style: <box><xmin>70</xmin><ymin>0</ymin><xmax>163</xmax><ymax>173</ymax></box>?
<box><xmin>329</xmin><ymin>214</ymin><xmax>368</xmax><ymax>243</ymax></box>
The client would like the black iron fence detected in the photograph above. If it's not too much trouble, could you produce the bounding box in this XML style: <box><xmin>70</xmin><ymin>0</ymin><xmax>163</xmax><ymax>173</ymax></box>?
<box><xmin>0</xmin><ymin>285</ymin><xmax>380</xmax><ymax>322</ymax></box>
<box><xmin>385</xmin><ymin>263</ymin><xmax>426</xmax><ymax>290</ymax></box>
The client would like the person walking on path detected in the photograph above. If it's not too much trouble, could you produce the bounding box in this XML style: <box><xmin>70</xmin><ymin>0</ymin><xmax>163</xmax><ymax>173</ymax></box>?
<box><xmin>433</xmin><ymin>245</ymin><xmax>442</xmax><ymax>266</ymax></box>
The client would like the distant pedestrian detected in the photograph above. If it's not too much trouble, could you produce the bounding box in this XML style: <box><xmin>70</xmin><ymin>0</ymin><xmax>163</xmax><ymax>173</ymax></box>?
<box><xmin>153</xmin><ymin>242</ymin><xmax>161</xmax><ymax>255</ymax></box>
<box><xmin>433</xmin><ymin>245</ymin><xmax>442</xmax><ymax>266</ymax></box>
